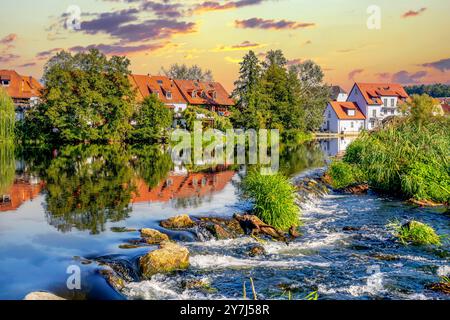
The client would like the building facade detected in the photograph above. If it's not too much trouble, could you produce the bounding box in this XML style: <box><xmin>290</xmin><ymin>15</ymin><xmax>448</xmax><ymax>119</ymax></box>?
<box><xmin>321</xmin><ymin>101</ymin><xmax>365</xmax><ymax>134</ymax></box>
<box><xmin>0</xmin><ymin>70</ymin><xmax>42</xmax><ymax>120</ymax></box>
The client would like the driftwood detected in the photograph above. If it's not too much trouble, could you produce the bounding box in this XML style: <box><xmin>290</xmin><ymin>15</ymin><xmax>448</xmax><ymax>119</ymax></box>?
<box><xmin>233</xmin><ymin>214</ymin><xmax>287</xmax><ymax>242</ymax></box>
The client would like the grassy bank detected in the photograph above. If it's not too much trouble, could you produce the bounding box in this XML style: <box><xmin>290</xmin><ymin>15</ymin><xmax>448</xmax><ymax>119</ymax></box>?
<box><xmin>326</xmin><ymin>115</ymin><xmax>450</xmax><ymax>204</ymax></box>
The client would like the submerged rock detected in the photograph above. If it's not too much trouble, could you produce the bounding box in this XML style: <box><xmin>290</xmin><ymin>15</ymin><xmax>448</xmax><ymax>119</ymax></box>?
<box><xmin>140</xmin><ymin>228</ymin><xmax>170</xmax><ymax>244</ymax></box>
<box><xmin>140</xmin><ymin>242</ymin><xmax>190</xmax><ymax>278</ymax></box>
<box><xmin>408</xmin><ymin>199</ymin><xmax>444</xmax><ymax>207</ymax></box>
<box><xmin>160</xmin><ymin>215</ymin><xmax>195</xmax><ymax>229</ymax></box>
<box><xmin>343</xmin><ymin>226</ymin><xmax>361</xmax><ymax>232</ymax></box>
<box><xmin>372</xmin><ymin>253</ymin><xmax>400</xmax><ymax>261</ymax></box>
<box><xmin>234</xmin><ymin>214</ymin><xmax>287</xmax><ymax>241</ymax></box>
<box><xmin>343</xmin><ymin>184</ymin><xmax>369</xmax><ymax>194</ymax></box>
<box><xmin>248</xmin><ymin>244</ymin><xmax>266</xmax><ymax>257</ymax></box>
<box><xmin>111</xmin><ymin>227</ymin><xmax>137</xmax><ymax>233</ymax></box>
<box><xmin>24</xmin><ymin>292</ymin><xmax>65</xmax><ymax>300</ymax></box>
<box><xmin>206</xmin><ymin>224</ymin><xmax>233</xmax><ymax>240</ymax></box>
<box><xmin>100</xmin><ymin>269</ymin><xmax>126</xmax><ymax>291</ymax></box>
<box><xmin>426</xmin><ymin>282</ymin><xmax>450</xmax><ymax>295</ymax></box>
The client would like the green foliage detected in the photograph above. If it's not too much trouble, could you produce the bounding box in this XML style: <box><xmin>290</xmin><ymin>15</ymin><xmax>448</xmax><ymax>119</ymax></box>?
<box><xmin>0</xmin><ymin>88</ymin><xmax>15</xmax><ymax>141</ymax></box>
<box><xmin>242</xmin><ymin>170</ymin><xmax>300</xmax><ymax>230</ymax></box>
<box><xmin>400</xmin><ymin>94</ymin><xmax>441</xmax><ymax>127</ymax></box>
<box><xmin>405</xmin><ymin>83</ymin><xmax>450</xmax><ymax>98</ymax></box>
<box><xmin>130</xmin><ymin>95</ymin><xmax>173</xmax><ymax>142</ymax></box>
<box><xmin>342</xmin><ymin>115</ymin><xmax>450</xmax><ymax>203</ymax></box>
<box><xmin>388</xmin><ymin>220</ymin><xmax>442</xmax><ymax>246</ymax></box>
<box><xmin>184</xmin><ymin>106</ymin><xmax>232</xmax><ymax>132</ymax></box>
<box><xmin>231</xmin><ymin>50</ymin><xmax>329</xmax><ymax>139</ymax></box>
<box><xmin>0</xmin><ymin>141</ymin><xmax>15</xmax><ymax>194</ymax></box>
<box><xmin>28</xmin><ymin>49</ymin><xmax>135</xmax><ymax>142</ymax></box>
<box><xmin>132</xmin><ymin>145</ymin><xmax>173</xmax><ymax>188</ymax></box>
<box><xmin>327</xmin><ymin>161</ymin><xmax>364</xmax><ymax>189</ymax></box>
<box><xmin>161</xmin><ymin>63</ymin><xmax>213</xmax><ymax>81</ymax></box>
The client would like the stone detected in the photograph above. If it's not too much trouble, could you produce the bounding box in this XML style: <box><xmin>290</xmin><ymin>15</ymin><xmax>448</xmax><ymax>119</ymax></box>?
<box><xmin>343</xmin><ymin>184</ymin><xmax>369</xmax><ymax>194</ymax></box>
<box><xmin>111</xmin><ymin>227</ymin><xmax>137</xmax><ymax>233</ymax></box>
<box><xmin>206</xmin><ymin>224</ymin><xmax>233</xmax><ymax>240</ymax></box>
<box><xmin>160</xmin><ymin>215</ymin><xmax>195</xmax><ymax>229</ymax></box>
<box><xmin>234</xmin><ymin>214</ymin><xmax>287</xmax><ymax>241</ymax></box>
<box><xmin>140</xmin><ymin>228</ymin><xmax>170</xmax><ymax>244</ymax></box>
<box><xmin>140</xmin><ymin>241</ymin><xmax>190</xmax><ymax>278</ymax></box>
<box><xmin>100</xmin><ymin>269</ymin><xmax>126</xmax><ymax>291</ymax></box>
<box><xmin>248</xmin><ymin>245</ymin><xmax>266</xmax><ymax>257</ymax></box>
<box><xmin>24</xmin><ymin>292</ymin><xmax>65</xmax><ymax>300</ymax></box>
<box><xmin>426</xmin><ymin>282</ymin><xmax>450</xmax><ymax>295</ymax></box>
<box><xmin>343</xmin><ymin>226</ymin><xmax>361</xmax><ymax>232</ymax></box>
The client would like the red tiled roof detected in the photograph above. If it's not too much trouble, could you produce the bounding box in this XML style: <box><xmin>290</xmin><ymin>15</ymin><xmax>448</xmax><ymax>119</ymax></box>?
<box><xmin>0</xmin><ymin>181</ymin><xmax>42</xmax><ymax>212</ymax></box>
<box><xmin>174</xmin><ymin>79</ymin><xmax>235</xmax><ymax>106</ymax></box>
<box><xmin>355</xmin><ymin>83</ymin><xmax>409</xmax><ymax>105</ymax></box>
<box><xmin>129</xmin><ymin>74</ymin><xmax>187</xmax><ymax>104</ymax></box>
<box><xmin>0</xmin><ymin>70</ymin><xmax>42</xmax><ymax>99</ymax></box>
<box><xmin>329</xmin><ymin>101</ymin><xmax>366</xmax><ymax>120</ymax></box>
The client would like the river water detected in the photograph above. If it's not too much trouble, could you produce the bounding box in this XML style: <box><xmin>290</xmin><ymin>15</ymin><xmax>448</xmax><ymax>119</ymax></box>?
<box><xmin>0</xmin><ymin>138</ymin><xmax>448</xmax><ymax>300</ymax></box>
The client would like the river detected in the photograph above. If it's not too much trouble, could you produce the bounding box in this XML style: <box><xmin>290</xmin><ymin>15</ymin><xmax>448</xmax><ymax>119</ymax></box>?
<box><xmin>0</xmin><ymin>138</ymin><xmax>448</xmax><ymax>300</ymax></box>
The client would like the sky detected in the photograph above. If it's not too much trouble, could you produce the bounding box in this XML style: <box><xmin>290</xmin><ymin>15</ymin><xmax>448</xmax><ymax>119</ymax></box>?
<box><xmin>1</xmin><ymin>0</ymin><xmax>450</xmax><ymax>92</ymax></box>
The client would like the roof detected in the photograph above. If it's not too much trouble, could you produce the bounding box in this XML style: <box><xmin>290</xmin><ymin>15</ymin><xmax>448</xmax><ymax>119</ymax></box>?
<box><xmin>0</xmin><ymin>70</ymin><xmax>42</xmax><ymax>99</ymax></box>
<box><xmin>174</xmin><ymin>79</ymin><xmax>235</xmax><ymax>106</ymax></box>
<box><xmin>355</xmin><ymin>83</ymin><xmax>409</xmax><ymax>105</ymax></box>
<box><xmin>442</xmin><ymin>104</ymin><xmax>450</xmax><ymax>114</ymax></box>
<box><xmin>129</xmin><ymin>74</ymin><xmax>187</xmax><ymax>104</ymax></box>
<box><xmin>329</xmin><ymin>101</ymin><xmax>366</xmax><ymax>120</ymax></box>
<box><xmin>330</xmin><ymin>85</ymin><xmax>347</xmax><ymax>100</ymax></box>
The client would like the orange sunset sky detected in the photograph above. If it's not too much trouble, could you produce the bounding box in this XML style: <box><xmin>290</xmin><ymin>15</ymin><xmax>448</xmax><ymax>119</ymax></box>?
<box><xmin>1</xmin><ymin>0</ymin><xmax>449</xmax><ymax>92</ymax></box>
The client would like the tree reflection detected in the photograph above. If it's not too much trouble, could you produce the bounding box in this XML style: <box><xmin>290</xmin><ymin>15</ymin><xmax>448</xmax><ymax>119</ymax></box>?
<box><xmin>131</xmin><ymin>145</ymin><xmax>173</xmax><ymax>188</ymax></box>
<box><xmin>280</xmin><ymin>141</ymin><xmax>326</xmax><ymax>176</ymax></box>
<box><xmin>44</xmin><ymin>145</ymin><xmax>136</xmax><ymax>234</ymax></box>
<box><xmin>0</xmin><ymin>141</ymin><xmax>15</xmax><ymax>195</ymax></box>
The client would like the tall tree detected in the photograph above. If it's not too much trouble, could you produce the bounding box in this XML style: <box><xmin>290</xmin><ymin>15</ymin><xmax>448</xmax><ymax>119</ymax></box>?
<box><xmin>232</xmin><ymin>50</ymin><xmax>262</xmax><ymax>108</ymax></box>
<box><xmin>291</xmin><ymin>60</ymin><xmax>330</xmax><ymax>131</ymax></box>
<box><xmin>38</xmin><ymin>49</ymin><xmax>135</xmax><ymax>142</ymax></box>
<box><xmin>162</xmin><ymin>63</ymin><xmax>214</xmax><ymax>81</ymax></box>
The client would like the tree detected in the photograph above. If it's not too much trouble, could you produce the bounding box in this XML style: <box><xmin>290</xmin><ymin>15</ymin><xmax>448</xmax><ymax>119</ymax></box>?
<box><xmin>162</xmin><ymin>63</ymin><xmax>214</xmax><ymax>81</ymax></box>
<box><xmin>291</xmin><ymin>60</ymin><xmax>330</xmax><ymax>131</ymax></box>
<box><xmin>131</xmin><ymin>94</ymin><xmax>173</xmax><ymax>142</ymax></box>
<box><xmin>262</xmin><ymin>50</ymin><xmax>287</xmax><ymax>69</ymax></box>
<box><xmin>400</xmin><ymin>94</ymin><xmax>441</xmax><ymax>127</ymax></box>
<box><xmin>232</xmin><ymin>50</ymin><xmax>262</xmax><ymax>108</ymax></box>
<box><xmin>405</xmin><ymin>84</ymin><xmax>450</xmax><ymax>98</ymax></box>
<box><xmin>0</xmin><ymin>88</ymin><xmax>15</xmax><ymax>141</ymax></box>
<box><xmin>37</xmin><ymin>49</ymin><xmax>135</xmax><ymax>142</ymax></box>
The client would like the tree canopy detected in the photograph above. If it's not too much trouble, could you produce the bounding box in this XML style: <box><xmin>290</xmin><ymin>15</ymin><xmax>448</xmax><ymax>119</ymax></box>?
<box><xmin>405</xmin><ymin>84</ymin><xmax>450</xmax><ymax>98</ymax></box>
<box><xmin>161</xmin><ymin>63</ymin><xmax>214</xmax><ymax>81</ymax></box>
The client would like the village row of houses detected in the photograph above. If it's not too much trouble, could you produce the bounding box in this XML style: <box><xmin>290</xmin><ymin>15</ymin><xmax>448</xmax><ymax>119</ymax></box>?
<box><xmin>323</xmin><ymin>83</ymin><xmax>450</xmax><ymax>134</ymax></box>
<box><xmin>0</xmin><ymin>69</ymin><xmax>234</xmax><ymax>124</ymax></box>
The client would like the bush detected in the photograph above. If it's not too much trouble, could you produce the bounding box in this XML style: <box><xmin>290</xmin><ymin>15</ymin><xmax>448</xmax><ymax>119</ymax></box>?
<box><xmin>341</xmin><ymin>116</ymin><xmax>450</xmax><ymax>203</ymax></box>
<box><xmin>388</xmin><ymin>220</ymin><xmax>441</xmax><ymax>246</ymax></box>
<box><xmin>327</xmin><ymin>161</ymin><xmax>364</xmax><ymax>189</ymax></box>
<box><xmin>242</xmin><ymin>170</ymin><xmax>300</xmax><ymax>230</ymax></box>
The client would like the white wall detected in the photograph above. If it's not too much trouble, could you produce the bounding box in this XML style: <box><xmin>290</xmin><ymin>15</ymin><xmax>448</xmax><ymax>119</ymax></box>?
<box><xmin>336</xmin><ymin>93</ymin><xmax>348</xmax><ymax>102</ymax></box>
<box><xmin>339</xmin><ymin>119</ymin><xmax>365</xmax><ymax>133</ymax></box>
<box><xmin>321</xmin><ymin>104</ymin><xmax>339</xmax><ymax>133</ymax></box>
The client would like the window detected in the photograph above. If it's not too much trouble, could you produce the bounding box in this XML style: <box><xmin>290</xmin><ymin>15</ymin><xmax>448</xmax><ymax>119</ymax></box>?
<box><xmin>166</xmin><ymin>91</ymin><xmax>172</xmax><ymax>99</ymax></box>
<box><xmin>391</xmin><ymin>109</ymin><xmax>395</xmax><ymax>115</ymax></box>
<box><xmin>157</xmin><ymin>80</ymin><xmax>163</xmax><ymax>85</ymax></box>
<box><xmin>383</xmin><ymin>99</ymin><xmax>388</xmax><ymax>107</ymax></box>
<box><xmin>192</xmin><ymin>90</ymin><xmax>197</xmax><ymax>98</ymax></box>
<box><xmin>351</xmin><ymin>122</ymin><xmax>354</xmax><ymax>128</ymax></box>
<box><xmin>372</xmin><ymin>110</ymin><xmax>377</xmax><ymax>117</ymax></box>
<box><xmin>347</xmin><ymin>109</ymin><xmax>355</xmax><ymax>116</ymax></box>
<box><xmin>328</xmin><ymin>111</ymin><xmax>331</xmax><ymax>118</ymax></box>
<box><xmin>391</xmin><ymin>98</ymin><xmax>395</xmax><ymax>107</ymax></box>
<box><xmin>1</xmin><ymin>79</ymin><xmax>10</xmax><ymax>86</ymax></box>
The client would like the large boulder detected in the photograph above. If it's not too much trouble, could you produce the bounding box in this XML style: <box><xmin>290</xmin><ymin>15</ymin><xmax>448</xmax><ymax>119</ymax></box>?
<box><xmin>24</xmin><ymin>292</ymin><xmax>65</xmax><ymax>300</ymax></box>
<box><xmin>160</xmin><ymin>215</ymin><xmax>195</xmax><ymax>229</ymax></box>
<box><xmin>206</xmin><ymin>224</ymin><xmax>233</xmax><ymax>240</ymax></box>
<box><xmin>140</xmin><ymin>228</ymin><xmax>170</xmax><ymax>244</ymax></box>
<box><xmin>140</xmin><ymin>242</ymin><xmax>190</xmax><ymax>278</ymax></box>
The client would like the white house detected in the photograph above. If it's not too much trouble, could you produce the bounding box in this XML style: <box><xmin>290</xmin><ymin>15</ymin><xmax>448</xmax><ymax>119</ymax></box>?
<box><xmin>321</xmin><ymin>101</ymin><xmax>365</xmax><ymax>134</ymax></box>
<box><xmin>346</xmin><ymin>83</ymin><xmax>409</xmax><ymax>130</ymax></box>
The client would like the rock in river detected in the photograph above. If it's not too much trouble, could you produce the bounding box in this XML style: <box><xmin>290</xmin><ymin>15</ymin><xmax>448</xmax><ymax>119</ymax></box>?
<box><xmin>140</xmin><ymin>228</ymin><xmax>170</xmax><ymax>244</ymax></box>
<box><xmin>160</xmin><ymin>214</ymin><xmax>195</xmax><ymax>229</ymax></box>
<box><xmin>24</xmin><ymin>292</ymin><xmax>65</xmax><ymax>300</ymax></box>
<box><xmin>140</xmin><ymin>241</ymin><xmax>190</xmax><ymax>278</ymax></box>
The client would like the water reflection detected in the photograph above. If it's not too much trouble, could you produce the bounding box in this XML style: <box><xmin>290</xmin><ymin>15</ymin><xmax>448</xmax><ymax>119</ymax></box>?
<box><xmin>319</xmin><ymin>136</ymin><xmax>358</xmax><ymax>158</ymax></box>
<box><xmin>280</xmin><ymin>142</ymin><xmax>326</xmax><ymax>176</ymax></box>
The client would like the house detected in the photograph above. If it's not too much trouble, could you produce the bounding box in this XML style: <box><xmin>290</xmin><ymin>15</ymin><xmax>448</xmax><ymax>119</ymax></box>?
<box><xmin>173</xmin><ymin>79</ymin><xmax>235</xmax><ymax>116</ymax></box>
<box><xmin>346</xmin><ymin>83</ymin><xmax>409</xmax><ymax>130</ymax></box>
<box><xmin>0</xmin><ymin>70</ymin><xmax>42</xmax><ymax>120</ymax></box>
<box><xmin>321</xmin><ymin>101</ymin><xmax>365</xmax><ymax>134</ymax></box>
<box><xmin>330</xmin><ymin>85</ymin><xmax>348</xmax><ymax>102</ymax></box>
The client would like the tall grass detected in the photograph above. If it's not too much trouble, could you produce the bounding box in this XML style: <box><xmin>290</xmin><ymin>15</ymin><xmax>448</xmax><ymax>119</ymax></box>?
<box><xmin>0</xmin><ymin>88</ymin><xmax>15</xmax><ymax>141</ymax></box>
<box><xmin>387</xmin><ymin>220</ymin><xmax>441</xmax><ymax>246</ymax></box>
<box><xmin>0</xmin><ymin>141</ymin><xmax>15</xmax><ymax>194</ymax></box>
<box><xmin>342</xmin><ymin>117</ymin><xmax>450</xmax><ymax>203</ymax></box>
<box><xmin>242</xmin><ymin>170</ymin><xmax>300</xmax><ymax>230</ymax></box>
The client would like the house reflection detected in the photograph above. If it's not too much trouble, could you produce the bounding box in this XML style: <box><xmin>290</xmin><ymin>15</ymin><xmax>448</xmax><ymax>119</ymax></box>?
<box><xmin>319</xmin><ymin>136</ymin><xmax>357</xmax><ymax>158</ymax></box>
<box><xmin>0</xmin><ymin>179</ymin><xmax>43</xmax><ymax>212</ymax></box>
<box><xmin>132</xmin><ymin>166</ymin><xmax>236</xmax><ymax>204</ymax></box>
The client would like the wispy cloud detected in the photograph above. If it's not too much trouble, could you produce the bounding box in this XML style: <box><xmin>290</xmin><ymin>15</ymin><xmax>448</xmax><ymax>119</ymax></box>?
<box><xmin>402</xmin><ymin>7</ymin><xmax>427</xmax><ymax>18</ymax></box>
<box><xmin>348</xmin><ymin>69</ymin><xmax>364</xmax><ymax>80</ymax></box>
<box><xmin>192</xmin><ymin>0</ymin><xmax>265</xmax><ymax>14</ymax></box>
<box><xmin>211</xmin><ymin>41</ymin><xmax>265</xmax><ymax>52</ymax></box>
<box><xmin>392</xmin><ymin>70</ymin><xmax>427</xmax><ymax>84</ymax></box>
<box><xmin>0</xmin><ymin>33</ymin><xmax>17</xmax><ymax>45</ymax></box>
<box><xmin>235</xmin><ymin>18</ymin><xmax>315</xmax><ymax>30</ymax></box>
<box><xmin>422</xmin><ymin>58</ymin><xmax>450</xmax><ymax>72</ymax></box>
<box><xmin>0</xmin><ymin>54</ymin><xmax>20</xmax><ymax>63</ymax></box>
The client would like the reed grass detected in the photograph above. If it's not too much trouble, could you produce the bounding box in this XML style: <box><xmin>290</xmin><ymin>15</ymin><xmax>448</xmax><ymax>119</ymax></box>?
<box><xmin>387</xmin><ymin>220</ymin><xmax>442</xmax><ymax>246</ymax></box>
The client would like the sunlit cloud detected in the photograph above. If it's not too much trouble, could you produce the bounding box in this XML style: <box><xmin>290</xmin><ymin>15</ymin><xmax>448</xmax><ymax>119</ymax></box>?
<box><xmin>422</xmin><ymin>58</ymin><xmax>450</xmax><ymax>72</ymax></box>
<box><xmin>402</xmin><ymin>8</ymin><xmax>427</xmax><ymax>18</ymax></box>
<box><xmin>211</xmin><ymin>41</ymin><xmax>266</xmax><ymax>52</ymax></box>
<box><xmin>235</xmin><ymin>18</ymin><xmax>315</xmax><ymax>30</ymax></box>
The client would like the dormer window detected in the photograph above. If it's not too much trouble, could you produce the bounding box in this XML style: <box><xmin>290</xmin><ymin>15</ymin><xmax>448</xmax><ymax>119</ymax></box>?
<box><xmin>347</xmin><ymin>109</ymin><xmax>356</xmax><ymax>116</ymax></box>
<box><xmin>192</xmin><ymin>90</ymin><xmax>197</xmax><ymax>98</ymax></box>
<box><xmin>157</xmin><ymin>80</ymin><xmax>163</xmax><ymax>85</ymax></box>
<box><xmin>166</xmin><ymin>91</ymin><xmax>172</xmax><ymax>99</ymax></box>
<box><xmin>1</xmin><ymin>79</ymin><xmax>10</xmax><ymax>86</ymax></box>
<box><xmin>211</xmin><ymin>91</ymin><xmax>217</xmax><ymax>99</ymax></box>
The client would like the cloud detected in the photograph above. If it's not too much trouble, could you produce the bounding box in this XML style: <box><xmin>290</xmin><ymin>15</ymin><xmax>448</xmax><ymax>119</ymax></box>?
<box><xmin>287</xmin><ymin>58</ymin><xmax>302</xmax><ymax>66</ymax></box>
<box><xmin>376</xmin><ymin>72</ymin><xmax>391</xmax><ymax>80</ymax></box>
<box><xmin>211</xmin><ymin>41</ymin><xmax>265</xmax><ymax>52</ymax></box>
<box><xmin>0</xmin><ymin>54</ymin><xmax>20</xmax><ymax>63</ymax></box>
<box><xmin>235</xmin><ymin>18</ymin><xmax>315</xmax><ymax>30</ymax></box>
<box><xmin>348</xmin><ymin>69</ymin><xmax>364</xmax><ymax>80</ymax></box>
<box><xmin>69</xmin><ymin>42</ymin><xmax>167</xmax><ymax>55</ymax></box>
<box><xmin>392</xmin><ymin>70</ymin><xmax>427</xmax><ymax>84</ymax></box>
<box><xmin>36</xmin><ymin>48</ymin><xmax>64</xmax><ymax>60</ymax></box>
<box><xmin>80</xmin><ymin>9</ymin><xmax>196</xmax><ymax>43</ymax></box>
<box><xmin>192</xmin><ymin>0</ymin><xmax>265</xmax><ymax>14</ymax></box>
<box><xmin>0</xmin><ymin>33</ymin><xmax>17</xmax><ymax>45</ymax></box>
<box><xmin>140</xmin><ymin>1</ymin><xmax>184</xmax><ymax>18</ymax></box>
<box><xmin>17</xmin><ymin>62</ymin><xmax>37</xmax><ymax>68</ymax></box>
<box><xmin>422</xmin><ymin>58</ymin><xmax>450</xmax><ymax>72</ymax></box>
<box><xmin>402</xmin><ymin>7</ymin><xmax>427</xmax><ymax>18</ymax></box>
